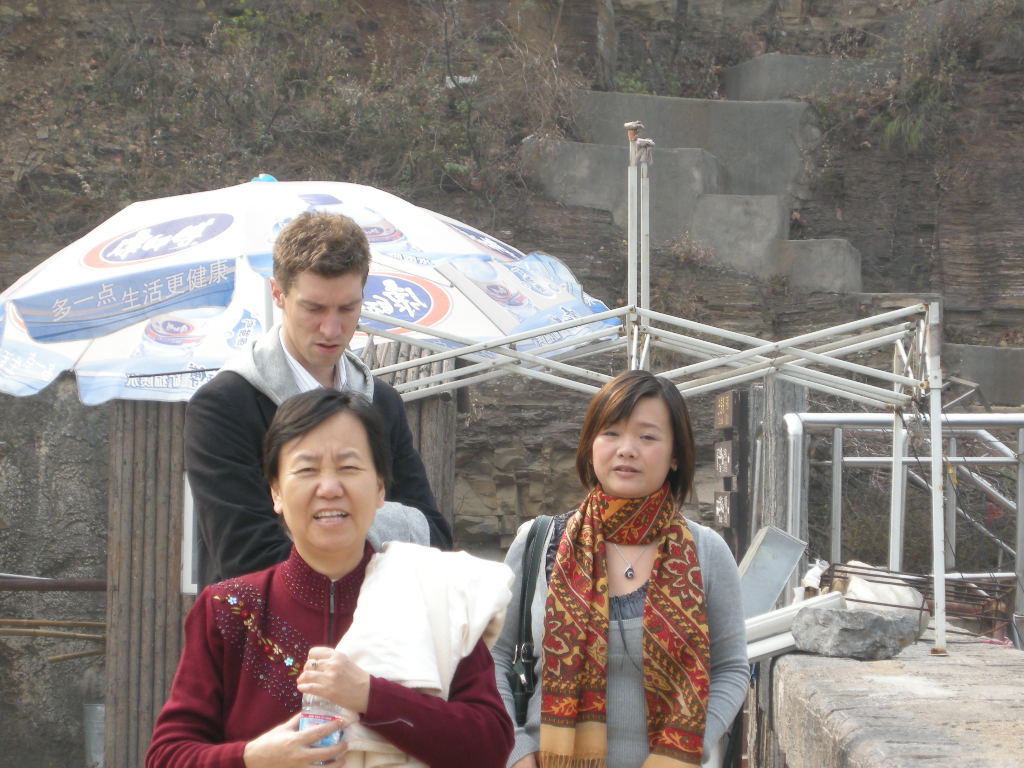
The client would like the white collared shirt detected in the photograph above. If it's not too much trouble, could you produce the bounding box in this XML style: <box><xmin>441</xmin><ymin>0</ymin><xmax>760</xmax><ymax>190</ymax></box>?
<box><xmin>279</xmin><ymin>328</ymin><xmax>348</xmax><ymax>392</ymax></box>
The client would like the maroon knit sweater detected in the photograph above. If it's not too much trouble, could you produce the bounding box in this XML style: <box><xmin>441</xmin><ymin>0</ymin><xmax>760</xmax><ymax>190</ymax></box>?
<box><xmin>147</xmin><ymin>544</ymin><xmax>513</xmax><ymax>767</ymax></box>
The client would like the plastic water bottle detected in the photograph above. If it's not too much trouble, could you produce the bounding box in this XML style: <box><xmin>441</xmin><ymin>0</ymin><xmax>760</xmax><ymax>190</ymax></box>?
<box><xmin>298</xmin><ymin>693</ymin><xmax>346</xmax><ymax>747</ymax></box>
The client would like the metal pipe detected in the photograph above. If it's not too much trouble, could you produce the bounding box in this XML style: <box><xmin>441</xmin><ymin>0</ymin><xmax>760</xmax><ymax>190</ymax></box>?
<box><xmin>745</xmin><ymin>591</ymin><xmax>846</xmax><ymax>641</ymax></box>
<box><xmin>946</xmin><ymin>437</ymin><xmax>957</xmax><ymax>570</ymax></box>
<box><xmin>747</xmin><ymin>632</ymin><xmax>796</xmax><ymax>664</ymax></box>
<box><xmin>638</xmin><ymin>138</ymin><xmax>653</xmax><ymax>315</ymax></box>
<box><xmin>794</xmin><ymin>413</ymin><xmax>1024</xmax><ymax>429</ymax></box>
<box><xmin>629</xmin><ymin>308</ymin><xmax>641</xmax><ymax>371</ymax></box>
<box><xmin>774</xmin><ymin>373</ymin><xmax>909</xmax><ymax>409</ymax></box>
<box><xmin>401</xmin><ymin>365</ymin><xmax>601</xmax><ymax>402</ymax></box>
<box><xmin>831</xmin><ymin>427</ymin><xmax>843</xmax><ymax>564</ymax></box>
<box><xmin>385</xmin><ymin>325</ymin><xmax>620</xmax><ymax>392</ymax></box>
<box><xmin>907</xmin><ymin>470</ymin><xmax>1015</xmax><ymax>558</ymax></box>
<box><xmin>362</xmin><ymin>321</ymin><xmax>613</xmax><ymax>386</ymax></box>
<box><xmin>889</xmin><ymin>411</ymin><xmax>907</xmax><ymax>572</ymax></box>
<box><xmin>945</xmin><ymin>572</ymin><xmax>1017</xmax><ymax>581</ymax></box>
<box><xmin>625</xmin><ymin>121</ymin><xmax>641</xmax><ymax>362</ymax></box>
<box><xmin>638</xmin><ymin>311</ymin><xmax>913</xmax><ymax>362</ymax></box>
<box><xmin>1017</xmin><ymin>427</ymin><xmax>1024</xmax><ymax>627</ymax></box>
<box><xmin>659</xmin><ymin>305</ymin><xmax>927</xmax><ymax>380</ymax></box>
<box><xmin>775</xmin><ymin>345</ymin><xmax>921</xmax><ymax>388</ymax></box>
<box><xmin>975</xmin><ymin>429</ymin><xmax>1019</xmax><ymax>459</ymax></box>
<box><xmin>784</xmin><ymin>413</ymin><xmax>805</xmax><ymax>540</ymax></box>
<box><xmin>0</xmin><ymin>578</ymin><xmax>105</xmax><ymax>592</ymax></box>
<box><xmin>775</xmin><ymin>366</ymin><xmax>911</xmax><ymax>405</ymax></box>
<box><xmin>638</xmin><ymin>332</ymin><xmax>651</xmax><ymax>371</ymax></box>
<box><xmin>926</xmin><ymin>302</ymin><xmax>947</xmax><ymax>653</ymax></box>
<box><xmin>637</xmin><ymin>306</ymin><xmax>789</xmax><ymax>347</ymax></box>
<box><xmin>955</xmin><ymin>465</ymin><xmax>1017</xmax><ymax>512</ymax></box>
<box><xmin>828</xmin><ymin>456</ymin><xmax>1020</xmax><ymax>466</ymax></box>
<box><xmin>360</xmin><ymin>305</ymin><xmax>626</xmax><ymax>372</ymax></box>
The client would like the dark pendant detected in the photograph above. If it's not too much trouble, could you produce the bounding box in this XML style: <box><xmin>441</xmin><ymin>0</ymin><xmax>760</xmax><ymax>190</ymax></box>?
<box><xmin>624</xmin><ymin>566</ymin><xmax>635</xmax><ymax>579</ymax></box>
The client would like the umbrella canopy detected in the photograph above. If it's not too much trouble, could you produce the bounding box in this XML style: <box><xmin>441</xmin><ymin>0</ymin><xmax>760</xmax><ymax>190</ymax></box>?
<box><xmin>0</xmin><ymin>179</ymin><xmax>615</xmax><ymax>404</ymax></box>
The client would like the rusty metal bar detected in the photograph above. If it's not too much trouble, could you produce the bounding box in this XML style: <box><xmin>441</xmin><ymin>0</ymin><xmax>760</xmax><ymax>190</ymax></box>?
<box><xmin>0</xmin><ymin>578</ymin><xmax>106</xmax><ymax>592</ymax></box>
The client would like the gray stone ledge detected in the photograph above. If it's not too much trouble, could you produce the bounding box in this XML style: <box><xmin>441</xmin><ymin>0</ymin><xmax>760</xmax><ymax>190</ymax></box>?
<box><xmin>771</xmin><ymin>631</ymin><xmax>1024</xmax><ymax>768</ymax></box>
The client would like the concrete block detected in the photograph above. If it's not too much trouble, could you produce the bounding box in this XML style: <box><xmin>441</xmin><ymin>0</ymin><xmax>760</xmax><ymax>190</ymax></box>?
<box><xmin>521</xmin><ymin>136</ymin><xmax>723</xmax><ymax>243</ymax></box>
<box><xmin>773</xmin><ymin>238</ymin><xmax>863</xmax><ymax>293</ymax></box>
<box><xmin>573</xmin><ymin>90</ymin><xmax>819</xmax><ymax>200</ymax></box>
<box><xmin>722</xmin><ymin>53</ymin><xmax>898</xmax><ymax>101</ymax></box>
<box><xmin>771</xmin><ymin>634</ymin><xmax>1024</xmax><ymax>767</ymax></box>
<box><xmin>691</xmin><ymin>194</ymin><xmax>787</xmax><ymax>279</ymax></box>
<box><xmin>944</xmin><ymin>343</ymin><xmax>1024</xmax><ymax>407</ymax></box>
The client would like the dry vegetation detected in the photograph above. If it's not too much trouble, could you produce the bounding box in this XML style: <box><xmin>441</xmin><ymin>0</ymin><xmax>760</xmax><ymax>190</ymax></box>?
<box><xmin>1</xmin><ymin>0</ymin><xmax>582</xmax><ymax>257</ymax></box>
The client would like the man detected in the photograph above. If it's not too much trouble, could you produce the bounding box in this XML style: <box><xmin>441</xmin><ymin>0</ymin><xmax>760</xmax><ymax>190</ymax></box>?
<box><xmin>185</xmin><ymin>211</ymin><xmax>451</xmax><ymax>586</ymax></box>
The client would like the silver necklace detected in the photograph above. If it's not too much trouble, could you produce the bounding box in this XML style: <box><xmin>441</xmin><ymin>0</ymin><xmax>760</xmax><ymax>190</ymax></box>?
<box><xmin>608</xmin><ymin>541</ymin><xmax>655</xmax><ymax>580</ymax></box>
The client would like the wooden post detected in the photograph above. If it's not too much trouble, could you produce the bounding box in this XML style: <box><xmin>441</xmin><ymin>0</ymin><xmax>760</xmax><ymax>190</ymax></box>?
<box><xmin>714</xmin><ymin>389</ymin><xmax>750</xmax><ymax>559</ymax></box>
<box><xmin>756</xmin><ymin>377</ymin><xmax>807</xmax><ymax>536</ymax></box>
<box><xmin>105</xmin><ymin>400</ymin><xmax>192</xmax><ymax>768</ymax></box>
<box><xmin>404</xmin><ymin>392</ymin><xmax>456</xmax><ymax>529</ymax></box>
<box><xmin>360</xmin><ymin>340</ymin><xmax>458</xmax><ymax>528</ymax></box>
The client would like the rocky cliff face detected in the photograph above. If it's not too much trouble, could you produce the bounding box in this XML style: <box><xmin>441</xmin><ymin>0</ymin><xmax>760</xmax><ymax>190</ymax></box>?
<box><xmin>1</xmin><ymin>1</ymin><xmax>1022</xmax><ymax>764</ymax></box>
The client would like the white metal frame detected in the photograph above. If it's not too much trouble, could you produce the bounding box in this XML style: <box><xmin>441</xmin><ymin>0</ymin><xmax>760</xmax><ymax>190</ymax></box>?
<box><xmin>793</xmin><ymin>412</ymin><xmax>1024</xmax><ymax>649</ymax></box>
<box><xmin>355</xmin><ymin>122</ymin><xmax>949</xmax><ymax>650</ymax></box>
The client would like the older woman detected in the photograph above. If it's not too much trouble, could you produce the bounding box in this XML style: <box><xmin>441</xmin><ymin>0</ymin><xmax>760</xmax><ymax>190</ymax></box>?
<box><xmin>148</xmin><ymin>389</ymin><xmax>513</xmax><ymax>767</ymax></box>
<box><xmin>493</xmin><ymin>370</ymin><xmax>749</xmax><ymax>768</ymax></box>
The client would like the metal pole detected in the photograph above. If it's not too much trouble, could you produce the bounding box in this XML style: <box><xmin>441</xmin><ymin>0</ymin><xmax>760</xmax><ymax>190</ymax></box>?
<box><xmin>637</xmin><ymin>138</ymin><xmax>654</xmax><ymax>314</ymax></box>
<box><xmin>831</xmin><ymin>427</ymin><xmax>843</xmax><ymax>564</ymax></box>
<box><xmin>888</xmin><ymin>411</ymin><xmax>907</xmax><ymax>572</ymax></box>
<box><xmin>1016</xmin><ymin>427</ymin><xmax>1024</xmax><ymax>637</ymax></box>
<box><xmin>945</xmin><ymin>437</ymin><xmax>957</xmax><ymax>570</ymax></box>
<box><xmin>926</xmin><ymin>302</ymin><xmax>947</xmax><ymax>653</ymax></box>
<box><xmin>784</xmin><ymin>413</ymin><xmax>804</xmax><ymax>540</ymax></box>
<box><xmin>794</xmin><ymin>413</ymin><xmax>1024</xmax><ymax>429</ymax></box>
<box><xmin>625</xmin><ymin>121</ymin><xmax>642</xmax><ymax>369</ymax></box>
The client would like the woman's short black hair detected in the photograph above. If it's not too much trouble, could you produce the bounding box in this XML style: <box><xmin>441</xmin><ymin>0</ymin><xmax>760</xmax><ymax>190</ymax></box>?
<box><xmin>263</xmin><ymin>389</ymin><xmax>392</xmax><ymax>490</ymax></box>
<box><xmin>575</xmin><ymin>369</ymin><xmax>696</xmax><ymax>502</ymax></box>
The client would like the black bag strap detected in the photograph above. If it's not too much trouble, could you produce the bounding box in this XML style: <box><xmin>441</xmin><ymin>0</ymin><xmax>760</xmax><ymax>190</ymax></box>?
<box><xmin>507</xmin><ymin>514</ymin><xmax>553</xmax><ymax>727</ymax></box>
<box><xmin>517</xmin><ymin>514</ymin><xmax>553</xmax><ymax>649</ymax></box>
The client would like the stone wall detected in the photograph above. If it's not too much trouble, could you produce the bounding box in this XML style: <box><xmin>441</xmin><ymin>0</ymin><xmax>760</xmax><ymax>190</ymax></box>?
<box><xmin>0</xmin><ymin>376</ymin><xmax>110</xmax><ymax>768</ymax></box>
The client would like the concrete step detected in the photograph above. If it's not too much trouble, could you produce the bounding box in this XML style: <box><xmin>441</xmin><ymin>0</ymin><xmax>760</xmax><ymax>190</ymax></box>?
<box><xmin>689</xmin><ymin>196</ymin><xmax>862</xmax><ymax>291</ymax></box>
<box><xmin>521</xmin><ymin>88</ymin><xmax>867</xmax><ymax>295</ymax></box>
<box><xmin>573</xmin><ymin>89</ymin><xmax>819</xmax><ymax>200</ymax></box>
<box><xmin>722</xmin><ymin>53</ymin><xmax>898</xmax><ymax>102</ymax></box>
<box><xmin>690</xmin><ymin>194</ymin><xmax>788</xmax><ymax>278</ymax></box>
<box><xmin>944</xmin><ymin>343</ymin><xmax>1024</xmax><ymax>407</ymax></box>
<box><xmin>772</xmin><ymin>239</ymin><xmax>863</xmax><ymax>293</ymax></box>
<box><xmin>521</xmin><ymin>137</ymin><xmax>723</xmax><ymax>242</ymax></box>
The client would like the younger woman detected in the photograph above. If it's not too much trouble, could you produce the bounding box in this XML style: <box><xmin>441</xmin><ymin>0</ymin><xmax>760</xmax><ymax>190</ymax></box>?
<box><xmin>493</xmin><ymin>370</ymin><xmax>748</xmax><ymax>768</ymax></box>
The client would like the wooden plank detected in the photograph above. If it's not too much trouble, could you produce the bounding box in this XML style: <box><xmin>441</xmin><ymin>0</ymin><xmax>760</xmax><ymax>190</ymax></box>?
<box><xmin>362</xmin><ymin>339</ymin><xmax>459</xmax><ymax>534</ymax></box>
<box><xmin>138</xmin><ymin>402</ymin><xmax>159</xmax><ymax>763</ymax></box>
<box><xmin>715</xmin><ymin>491</ymin><xmax>736</xmax><ymax>527</ymax></box>
<box><xmin>167</xmin><ymin>403</ymin><xmax>191</xmax><ymax>691</ymax></box>
<box><xmin>715</xmin><ymin>391</ymin><xmax>735</xmax><ymax>430</ymax></box>
<box><xmin>106</xmin><ymin>401</ymin><xmax>190</xmax><ymax>767</ymax></box>
<box><xmin>129</xmin><ymin>401</ymin><xmax>146</xmax><ymax>765</ymax></box>
<box><xmin>150</xmin><ymin>403</ymin><xmax>170</xmax><ymax>732</ymax></box>
<box><xmin>105</xmin><ymin>400</ymin><xmax>131</xmax><ymax>768</ymax></box>
<box><xmin>715</xmin><ymin>440</ymin><xmax>736</xmax><ymax>478</ymax></box>
<box><xmin>416</xmin><ymin>391</ymin><xmax>456</xmax><ymax>525</ymax></box>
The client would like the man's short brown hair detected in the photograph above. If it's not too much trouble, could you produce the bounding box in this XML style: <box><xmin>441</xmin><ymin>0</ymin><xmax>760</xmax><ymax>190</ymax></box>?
<box><xmin>272</xmin><ymin>211</ymin><xmax>371</xmax><ymax>293</ymax></box>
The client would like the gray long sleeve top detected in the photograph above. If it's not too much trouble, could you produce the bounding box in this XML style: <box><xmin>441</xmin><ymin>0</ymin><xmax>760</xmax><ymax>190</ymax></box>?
<box><xmin>492</xmin><ymin>512</ymin><xmax>749</xmax><ymax>768</ymax></box>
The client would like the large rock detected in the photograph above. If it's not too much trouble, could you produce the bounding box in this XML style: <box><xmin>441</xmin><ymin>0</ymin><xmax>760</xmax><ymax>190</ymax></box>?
<box><xmin>792</xmin><ymin>607</ymin><xmax>921</xmax><ymax>660</ymax></box>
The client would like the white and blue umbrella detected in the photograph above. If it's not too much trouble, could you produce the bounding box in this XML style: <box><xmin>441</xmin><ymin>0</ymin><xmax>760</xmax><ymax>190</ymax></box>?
<box><xmin>0</xmin><ymin>178</ymin><xmax>616</xmax><ymax>404</ymax></box>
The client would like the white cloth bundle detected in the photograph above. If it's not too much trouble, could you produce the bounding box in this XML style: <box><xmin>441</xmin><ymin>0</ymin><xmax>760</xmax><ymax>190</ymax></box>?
<box><xmin>337</xmin><ymin>542</ymin><xmax>513</xmax><ymax>768</ymax></box>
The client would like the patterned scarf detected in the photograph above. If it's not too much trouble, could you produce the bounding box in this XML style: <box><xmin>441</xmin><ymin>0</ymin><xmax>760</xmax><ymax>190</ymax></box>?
<box><xmin>539</xmin><ymin>483</ymin><xmax>710</xmax><ymax>768</ymax></box>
